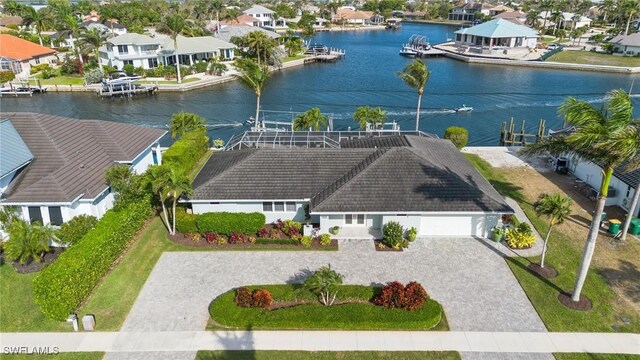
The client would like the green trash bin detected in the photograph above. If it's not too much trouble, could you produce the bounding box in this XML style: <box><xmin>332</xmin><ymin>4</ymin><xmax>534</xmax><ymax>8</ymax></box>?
<box><xmin>629</xmin><ymin>218</ymin><xmax>640</xmax><ymax>236</ymax></box>
<box><xmin>608</xmin><ymin>219</ymin><xmax>621</xmax><ymax>235</ymax></box>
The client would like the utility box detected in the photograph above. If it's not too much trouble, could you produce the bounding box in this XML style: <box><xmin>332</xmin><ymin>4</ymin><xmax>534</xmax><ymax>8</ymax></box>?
<box><xmin>629</xmin><ymin>218</ymin><xmax>640</xmax><ymax>236</ymax></box>
<box><xmin>82</xmin><ymin>315</ymin><xmax>95</xmax><ymax>331</ymax></box>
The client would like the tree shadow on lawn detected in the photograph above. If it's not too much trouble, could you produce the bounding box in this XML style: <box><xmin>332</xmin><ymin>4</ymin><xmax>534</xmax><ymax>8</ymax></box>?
<box><xmin>597</xmin><ymin>260</ymin><xmax>640</xmax><ymax>304</ymax></box>
<box><xmin>201</xmin><ymin>324</ymin><xmax>256</xmax><ymax>360</ymax></box>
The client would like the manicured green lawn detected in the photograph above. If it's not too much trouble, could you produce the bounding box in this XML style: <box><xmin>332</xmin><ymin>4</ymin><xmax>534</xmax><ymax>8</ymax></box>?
<box><xmin>283</xmin><ymin>55</ymin><xmax>306</xmax><ymax>62</ymax></box>
<box><xmin>196</xmin><ymin>351</ymin><xmax>461</xmax><ymax>360</ymax></box>
<box><xmin>466</xmin><ymin>154</ymin><xmax>639</xmax><ymax>333</ymax></box>
<box><xmin>208</xmin><ymin>284</ymin><xmax>444</xmax><ymax>331</ymax></box>
<box><xmin>554</xmin><ymin>354</ymin><xmax>640</xmax><ymax>360</ymax></box>
<box><xmin>32</xmin><ymin>74</ymin><xmax>85</xmax><ymax>85</ymax></box>
<box><xmin>546</xmin><ymin>51</ymin><xmax>640</xmax><ymax>67</ymax></box>
<box><xmin>2</xmin><ymin>353</ymin><xmax>104</xmax><ymax>360</ymax></box>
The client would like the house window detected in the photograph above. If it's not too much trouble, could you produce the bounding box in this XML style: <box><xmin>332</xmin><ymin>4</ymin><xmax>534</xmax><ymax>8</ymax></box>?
<box><xmin>148</xmin><ymin>58</ymin><xmax>158</xmax><ymax>68</ymax></box>
<box><xmin>263</xmin><ymin>202</ymin><xmax>273</xmax><ymax>211</ymax></box>
<box><xmin>345</xmin><ymin>214</ymin><xmax>353</xmax><ymax>224</ymax></box>
<box><xmin>345</xmin><ymin>214</ymin><xmax>365</xmax><ymax>225</ymax></box>
<box><xmin>48</xmin><ymin>207</ymin><xmax>63</xmax><ymax>226</ymax></box>
<box><xmin>34</xmin><ymin>57</ymin><xmax>40</xmax><ymax>64</ymax></box>
<box><xmin>356</xmin><ymin>214</ymin><xmax>365</xmax><ymax>224</ymax></box>
<box><xmin>274</xmin><ymin>202</ymin><xmax>285</xmax><ymax>212</ymax></box>
<box><xmin>626</xmin><ymin>186</ymin><xmax>631</xmax><ymax>198</ymax></box>
<box><xmin>28</xmin><ymin>207</ymin><xmax>43</xmax><ymax>224</ymax></box>
<box><xmin>286</xmin><ymin>202</ymin><xmax>296</xmax><ymax>211</ymax></box>
<box><xmin>123</xmin><ymin>60</ymin><xmax>133</xmax><ymax>66</ymax></box>
<box><xmin>118</xmin><ymin>45</ymin><xmax>128</xmax><ymax>54</ymax></box>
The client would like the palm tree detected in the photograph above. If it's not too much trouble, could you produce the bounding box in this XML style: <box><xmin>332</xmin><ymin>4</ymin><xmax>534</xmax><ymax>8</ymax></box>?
<box><xmin>78</xmin><ymin>28</ymin><xmax>108</xmax><ymax>71</ymax></box>
<box><xmin>3</xmin><ymin>0</ymin><xmax>25</xmax><ymax>16</ymax></box>
<box><xmin>540</xmin><ymin>0</ymin><xmax>553</xmax><ymax>29</ymax></box>
<box><xmin>157</xmin><ymin>11</ymin><xmax>191</xmax><ymax>84</ymax></box>
<box><xmin>622</xmin><ymin>0</ymin><xmax>640</xmax><ymax>35</ymax></box>
<box><xmin>526</xmin><ymin>9</ymin><xmax>540</xmax><ymax>28</ymax></box>
<box><xmin>234</xmin><ymin>58</ymin><xmax>270</xmax><ymax>129</ymax></box>
<box><xmin>397</xmin><ymin>59</ymin><xmax>431</xmax><ymax>131</ymax></box>
<box><xmin>22</xmin><ymin>7</ymin><xmax>53</xmax><ymax>46</ymax></box>
<box><xmin>303</xmin><ymin>265</ymin><xmax>344</xmax><ymax>306</ymax></box>
<box><xmin>521</xmin><ymin>89</ymin><xmax>640</xmax><ymax>303</ymax></box>
<box><xmin>598</xmin><ymin>0</ymin><xmax>615</xmax><ymax>23</ymax></box>
<box><xmin>4</xmin><ymin>219</ymin><xmax>55</xmax><ymax>264</ymax></box>
<box><xmin>245</xmin><ymin>30</ymin><xmax>279</xmax><ymax>66</ymax></box>
<box><xmin>147</xmin><ymin>165</ymin><xmax>172</xmax><ymax>233</ymax></box>
<box><xmin>293</xmin><ymin>107</ymin><xmax>327</xmax><ymax>131</ymax></box>
<box><xmin>534</xmin><ymin>193</ymin><xmax>572</xmax><ymax>268</ymax></box>
<box><xmin>166</xmin><ymin>168</ymin><xmax>192</xmax><ymax>236</ymax></box>
<box><xmin>353</xmin><ymin>106</ymin><xmax>386</xmax><ymax>129</ymax></box>
<box><xmin>168</xmin><ymin>112</ymin><xmax>206</xmax><ymax>139</ymax></box>
<box><xmin>58</xmin><ymin>14</ymin><xmax>83</xmax><ymax>64</ymax></box>
<box><xmin>0</xmin><ymin>206</ymin><xmax>20</xmax><ymax>240</ymax></box>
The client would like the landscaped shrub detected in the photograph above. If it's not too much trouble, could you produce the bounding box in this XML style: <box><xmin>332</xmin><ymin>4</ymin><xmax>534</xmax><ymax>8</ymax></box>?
<box><xmin>517</xmin><ymin>222</ymin><xmax>532</xmax><ymax>235</ymax></box>
<box><xmin>374</xmin><ymin>281</ymin><xmax>406</xmax><ymax>309</ymax></box>
<box><xmin>251</xmin><ymin>289</ymin><xmax>273</xmax><ymax>308</ymax></box>
<box><xmin>0</xmin><ymin>71</ymin><xmax>15</xmax><ymax>83</ymax></box>
<box><xmin>300</xmin><ymin>235</ymin><xmax>312</xmax><ymax>247</ymax></box>
<box><xmin>258</xmin><ymin>227</ymin><xmax>270</xmax><ymax>238</ymax></box>
<box><xmin>193</xmin><ymin>61</ymin><xmax>208</xmax><ymax>73</ymax></box>
<box><xmin>330</xmin><ymin>226</ymin><xmax>340</xmax><ymax>235</ymax></box>
<box><xmin>444</xmin><ymin>126</ymin><xmax>469</xmax><ymax>149</ymax></box>
<box><xmin>235</xmin><ymin>287</ymin><xmax>252</xmax><ymax>307</ymax></box>
<box><xmin>196</xmin><ymin>212</ymin><xmax>265</xmax><ymax>236</ymax></box>
<box><xmin>228</xmin><ymin>231</ymin><xmax>246</xmax><ymax>244</ymax></box>
<box><xmin>162</xmin><ymin>129</ymin><xmax>209</xmax><ymax>175</ymax></box>
<box><xmin>404</xmin><ymin>281</ymin><xmax>429</xmax><ymax>311</ymax></box>
<box><xmin>33</xmin><ymin>197</ymin><xmax>152</xmax><ymax>320</ymax></box>
<box><xmin>283</xmin><ymin>219</ymin><xmax>302</xmax><ymax>236</ymax></box>
<box><xmin>505</xmin><ymin>228</ymin><xmax>536</xmax><ymax>249</ymax></box>
<box><xmin>318</xmin><ymin>233</ymin><xmax>332</xmax><ymax>246</ymax></box>
<box><xmin>406</xmin><ymin>227</ymin><xmax>417</xmax><ymax>242</ymax></box>
<box><xmin>175</xmin><ymin>208</ymin><xmax>198</xmax><ymax>234</ymax></box>
<box><xmin>55</xmin><ymin>215</ymin><xmax>98</xmax><ymax>246</ymax></box>
<box><xmin>83</xmin><ymin>68</ymin><xmax>104</xmax><ymax>84</ymax></box>
<box><xmin>30</xmin><ymin>64</ymin><xmax>52</xmax><ymax>75</ymax></box>
<box><xmin>255</xmin><ymin>238</ymin><xmax>299</xmax><ymax>245</ymax></box>
<box><xmin>382</xmin><ymin>221</ymin><xmax>404</xmax><ymax>249</ymax></box>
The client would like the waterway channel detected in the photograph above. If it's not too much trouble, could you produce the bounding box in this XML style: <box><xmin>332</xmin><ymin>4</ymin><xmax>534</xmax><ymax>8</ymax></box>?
<box><xmin>2</xmin><ymin>22</ymin><xmax>638</xmax><ymax>145</ymax></box>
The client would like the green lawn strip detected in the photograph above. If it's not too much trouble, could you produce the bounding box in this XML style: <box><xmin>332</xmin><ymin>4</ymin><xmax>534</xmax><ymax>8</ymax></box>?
<box><xmin>1</xmin><ymin>353</ymin><xmax>104</xmax><ymax>360</ymax></box>
<box><xmin>196</xmin><ymin>351</ymin><xmax>461</xmax><ymax>360</ymax></box>
<box><xmin>545</xmin><ymin>51</ymin><xmax>640</xmax><ymax>67</ymax></box>
<box><xmin>31</xmin><ymin>74</ymin><xmax>85</xmax><ymax>85</ymax></box>
<box><xmin>136</xmin><ymin>77</ymin><xmax>201</xmax><ymax>85</ymax></box>
<box><xmin>554</xmin><ymin>354</ymin><xmax>640</xmax><ymax>360</ymax></box>
<box><xmin>188</xmin><ymin>150</ymin><xmax>214</xmax><ymax>181</ymax></box>
<box><xmin>208</xmin><ymin>284</ymin><xmax>443</xmax><ymax>330</ymax></box>
<box><xmin>283</xmin><ymin>55</ymin><xmax>306</xmax><ymax>62</ymax></box>
<box><xmin>466</xmin><ymin>153</ymin><xmax>639</xmax><ymax>333</ymax></box>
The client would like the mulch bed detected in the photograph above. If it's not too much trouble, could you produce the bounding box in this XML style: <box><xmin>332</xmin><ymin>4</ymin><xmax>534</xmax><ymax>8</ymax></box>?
<box><xmin>5</xmin><ymin>247</ymin><xmax>65</xmax><ymax>274</ymax></box>
<box><xmin>374</xmin><ymin>240</ymin><xmax>402</xmax><ymax>252</ymax></box>
<box><xmin>527</xmin><ymin>263</ymin><xmax>558</xmax><ymax>278</ymax></box>
<box><xmin>169</xmin><ymin>233</ymin><xmax>338</xmax><ymax>250</ymax></box>
<box><xmin>557</xmin><ymin>292</ymin><xmax>593</xmax><ymax>311</ymax></box>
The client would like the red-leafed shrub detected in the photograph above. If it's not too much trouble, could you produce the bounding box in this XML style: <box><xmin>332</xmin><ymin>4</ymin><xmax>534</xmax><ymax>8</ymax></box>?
<box><xmin>373</xmin><ymin>281</ymin><xmax>406</xmax><ymax>309</ymax></box>
<box><xmin>373</xmin><ymin>281</ymin><xmax>428</xmax><ymax>311</ymax></box>
<box><xmin>258</xmin><ymin>227</ymin><xmax>270</xmax><ymax>238</ymax></box>
<box><xmin>274</xmin><ymin>219</ymin><xmax>285</xmax><ymax>231</ymax></box>
<box><xmin>404</xmin><ymin>281</ymin><xmax>429</xmax><ymax>310</ymax></box>
<box><xmin>204</xmin><ymin>232</ymin><xmax>219</xmax><ymax>244</ymax></box>
<box><xmin>228</xmin><ymin>231</ymin><xmax>245</xmax><ymax>244</ymax></box>
<box><xmin>235</xmin><ymin>287</ymin><xmax>252</xmax><ymax>307</ymax></box>
<box><xmin>251</xmin><ymin>289</ymin><xmax>272</xmax><ymax>308</ymax></box>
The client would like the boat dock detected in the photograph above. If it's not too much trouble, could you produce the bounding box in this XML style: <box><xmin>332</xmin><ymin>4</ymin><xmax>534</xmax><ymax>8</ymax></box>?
<box><xmin>1</xmin><ymin>82</ymin><xmax>47</xmax><ymax>97</ymax></box>
<box><xmin>413</xmin><ymin>48</ymin><xmax>445</xmax><ymax>58</ymax></box>
<box><xmin>96</xmin><ymin>83</ymin><xmax>158</xmax><ymax>98</ymax></box>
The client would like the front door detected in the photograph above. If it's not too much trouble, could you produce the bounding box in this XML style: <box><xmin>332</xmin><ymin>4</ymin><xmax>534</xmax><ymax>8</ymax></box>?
<box><xmin>345</xmin><ymin>214</ymin><xmax>365</xmax><ymax>226</ymax></box>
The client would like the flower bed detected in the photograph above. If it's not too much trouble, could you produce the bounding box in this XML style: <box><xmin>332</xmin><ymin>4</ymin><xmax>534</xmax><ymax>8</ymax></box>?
<box><xmin>208</xmin><ymin>284</ymin><xmax>445</xmax><ymax>330</ymax></box>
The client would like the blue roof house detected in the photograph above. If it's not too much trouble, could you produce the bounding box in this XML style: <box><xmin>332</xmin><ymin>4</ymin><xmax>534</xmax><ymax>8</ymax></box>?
<box><xmin>454</xmin><ymin>19</ymin><xmax>539</xmax><ymax>54</ymax></box>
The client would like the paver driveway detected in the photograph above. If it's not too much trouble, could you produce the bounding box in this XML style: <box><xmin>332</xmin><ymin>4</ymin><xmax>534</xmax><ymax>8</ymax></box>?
<box><xmin>109</xmin><ymin>237</ymin><xmax>549</xmax><ymax>359</ymax></box>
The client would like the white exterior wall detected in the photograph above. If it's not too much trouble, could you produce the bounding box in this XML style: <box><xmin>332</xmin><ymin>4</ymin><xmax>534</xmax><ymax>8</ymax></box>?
<box><xmin>382</xmin><ymin>214</ymin><xmax>421</xmax><ymax>232</ymax></box>
<box><xmin>192</xmin><ymin>201</ymin><xmax>306</xmax><ymax>223</ymax></box>
<box><xmin>131</xmin><ymin>146</ymin><xmax>156</xmax><ymax>174</ymax></box>
<box><xmin>419</xmin><ymin>214</ymin><xmax>488</xmax><ymax>237</ymax></box>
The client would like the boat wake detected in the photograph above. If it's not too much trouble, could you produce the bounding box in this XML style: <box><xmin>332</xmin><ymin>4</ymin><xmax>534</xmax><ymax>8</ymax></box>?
<box><xmin>206</xmin><ymin>122</ymin><xmax>244</xmax><ymax>129</ymax></box>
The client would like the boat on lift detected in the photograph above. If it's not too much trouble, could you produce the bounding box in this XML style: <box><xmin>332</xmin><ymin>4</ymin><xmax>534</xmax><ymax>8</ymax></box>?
<box><xmin>386</xmin><ymin>18</ymin><xmax>402</xmax><ymax>30</ymax></box>
<box><xmin>455</xmin><ymin>104</ymin><xmax>474</xmax><ymax>112</ymax></box>
<box><xmin>101</xmin><ymin>71</ymin><xmax>142</xmax><ymax>86</ymax></box>
<box><xmin>399</xmin><ymin>45</ymin><xmax>417</xmax><ymax>57</ymax></box>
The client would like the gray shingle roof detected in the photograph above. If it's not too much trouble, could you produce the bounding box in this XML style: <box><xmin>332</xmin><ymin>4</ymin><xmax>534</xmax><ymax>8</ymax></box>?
<box><xmin>340</xmin><ymin>135</ymin><xmax>410</xmax><ymax>148</ymax></box>
<box><xmin>192</xmin><ymin>136</ymin><xmax>512</xmax><ymax>214</ymax></box>
<box><xmin>0</xmin><ymin>119</ymin><xmax>33</xmax><ymax>179</ymax></box>
<box><xmin>213</xmin><ymin>26</ymin><xmax>280</xmax><ymax>43</ymax></box>
<box><xmin>0</xmin><ymin>113</ymin><xmax>166</xmax><ymax>204</ymax></box>
<box><xmin>614</xmin><ymin>167</ymin><xmax>640</xmax><ymax>189</ymax></box>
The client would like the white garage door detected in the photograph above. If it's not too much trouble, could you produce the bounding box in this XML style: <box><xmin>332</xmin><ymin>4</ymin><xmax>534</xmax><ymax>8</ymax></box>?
<box><xmin>420</xmin><ymin>215</ymin><xmax>484</xmax><ymax>236</ymax></box>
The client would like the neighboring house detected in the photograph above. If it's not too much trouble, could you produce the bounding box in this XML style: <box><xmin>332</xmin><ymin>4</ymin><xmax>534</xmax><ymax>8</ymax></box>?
<box><xmin>448</xmin><ymin>3</ymin><xmax>493</xmax><ymax>22</ymax></box>
<box><xmin>208</xmin><ymin>14</ymin><xmax>261</xmax><ymax>32</ymax></box>
<box><xmin>287</xmin><ymin>16</ymin><xmax>329</xmax><ymax>29</ymax></box>
<box><xmin>297</xmin><ymin>5</ymin><xmax>320</xmax><ymax>16</ymax></box>
<box><xmin>488</xmin><ymin>5</ymin><xmax>513</xmax><ymax>17</ymax></box>
<box><xmin>0</xmin><ymin>16</ymin><xmax>23</xmax><ymax>28</ymax></box>
<box><xmin>100</xmin><ymin>33</ymin><xmax>236</xmax><ymax>70</ymax></box>
<box><xmin>608</xmin><ymin>33</ymin><xmax>640</xmax><ymax>57</ymax></box>
<box><xmin>493</xmin><ymin>10</ymin><xmax>527</xmax><ymax>25</ymax></box>
<box><xmin>0</xmin><ymin>112</ymin><xmax>166</xmax><ymax>230</ymax></box>
<box><xmin>539</xmin><ymin>12</ymin><xmax>592</xmax><ymax>29</ymax></box>
<box><xmin>569</xmin><ymin>159</ymin><xmax>640</xmax><ymax>216</ymax></box>
<box><xmin>188</xmin><ymin>135</ymin><xmax>513</xmax><ymax>238</ymax></box>
<box><xmin>213</xmin><ymin>25</ymin><xmax>280</xmax><ymax>44</ymax></box>
<box><xmin>332</xmin><ymin>9</ymin><xmax>380</xmax><ymax>25</ymax></box>
<box><xmin>51</xmin><ymin>19</ymin><xmax>127</xmax><ymax>49</ymax></box>
<box><xmin>243</xmin><ymin>5</ymin><xmax>276</xmax><ymax>28</ymax></box>
<box><xmin>454</xmin><ymin>19</ymin><xmax>539</xmax><ymax>51</ymax></box>
<box><xmin>83</xmin><ymin>10</ymin><xmax>100</xmax><ymax>22</ymax></box>
<box><xmin>0</xmin><ymin>34</ymin><xmax>57</xmax><ymax>78</ymax></box>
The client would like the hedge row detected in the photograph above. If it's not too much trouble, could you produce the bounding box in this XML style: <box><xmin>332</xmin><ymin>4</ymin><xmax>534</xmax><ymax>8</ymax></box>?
<box><xmin>175</xmin><ymin>210</ymin><xmax>265</xmax><ymax>236</ymax></box>
<box><xmin>163</xmin><ymin>129</ymin><xmax>209</xmax><ymax>175</ymax></box>
<box><xmin>32</xmin><ymin>198</ymin><xmax>152</xmax><ymax>321</ymax></box>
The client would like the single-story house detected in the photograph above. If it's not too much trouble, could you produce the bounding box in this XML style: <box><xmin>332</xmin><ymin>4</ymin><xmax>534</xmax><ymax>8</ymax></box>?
<box><xmin>608</xmin><ymin>33</ymin><xmax>640</xmax><ymax>57</ymax></box>
<box><xmin>454</xmin><ymin>18</ymin><xmax>539</xmax><ymax>52</ymax></box>
<box><xmin>0</xmin><ymin>34</ymin><xmax>58</xmax><ymax>78</ymax></box>
<box><xmin>286</xmin><ymin>16</ymin><xmax>329</xmax><ymax>29</ymax></box>
<box><xmin>100</xmin><ymin>32</ymin><xmax>236</xmax><ymax>70</ymax></box>
<box><xmin>188</xmin><ymin>135</ymin><xmax>513</xmax><ymax>238</ymax></box>
<box><xmin>0</xmin><ymin>112</ymin><xmax>166</xmax><ymax>232</ymax></box>
<box><xmin>213</xmin><ymin>25</ymin><xmax>280</xmax><ymax>44</ymax></box>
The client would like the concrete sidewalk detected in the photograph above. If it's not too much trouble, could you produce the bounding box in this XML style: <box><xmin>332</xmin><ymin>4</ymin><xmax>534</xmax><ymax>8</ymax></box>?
<box><xmin>1</xmin><ymin>331</ymin><xmax>638</xmax><ymax>355</ymax></box>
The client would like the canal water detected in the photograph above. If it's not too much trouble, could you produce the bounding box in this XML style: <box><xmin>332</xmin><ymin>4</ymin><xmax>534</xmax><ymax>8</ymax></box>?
<box><xmin>3</xmin><ymin>22</ymin><xmax>638</xmax><ymax>145</ymax></box>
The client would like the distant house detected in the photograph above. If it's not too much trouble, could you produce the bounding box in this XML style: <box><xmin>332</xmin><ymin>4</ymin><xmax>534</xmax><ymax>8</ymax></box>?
<box><xmin>0</xmin><ymin>16</ymin><xmax>23</xmax><ymax>28</ymax></box>
<box><xmin>454</xmin><ymin>19</ymin><xmax>539</xmax><ymax>51</ymax></box>
<box><xmin>493</xmin><ymin>11</ymin><xmax>527</xmax><ymax>26</ymax></box>
<box><xmin>52</xmin><ymin>19</ymin><xmax>127</xmax><ymax>49</ymax></box>
<box><xmin>100</xmin><ymin>33</ymin><xmax>236</xmax><ymax>70</ymax></box>
<box><xmin>448</xmin><ymin>3</ymin><xmax>493</xmax><ymax>22</ymax></box>
<box><xmin>332</xmin><ymin>9</ymin><xmax>381</xmax><ymax>25</ymax></box>
<box><xmin>539</xmin><ymin>12</ymin><xmax>592</xmax><ymax>29</ymax></box>
<box><xmin>213</xmin><ymin>25</ymin><xmax>280</xmax><ymax>44</ymax></box>
<box><xmin>0</xmin><ymin>34</ymin><xmax>57</xmax><ymax>78</ymax></box>
<box><xmin>608</xmin><ymin>33</ymin><xmax>640</xmax><ymax>57</ymax></box>
<box><xmin>298</xmin><ymin>5</ymin><xmax>320</xmax><ymax>16</ymax></box>
<box><xmin>188</xmin><ymin>135</ymin><xmax>513</xmax><ymax>238</ymax></box>
<box><xmin>0</xmin><ymin>112</ymin><xmax>166</xmax><ymax>231</ymax></box>
<box><xmin>488</xmin><ymin>5</ymin><xmax>513</xmax><ymax>17</ymax></box>
<box><xmin>243</xmin><ymin>5</ymin><xmax>276</xmax><ymax>28</ymax></box>
<box><xmin>287</xmin><ymin>16</ymin><xmax>329</xmax><ymax>29</ymax></box>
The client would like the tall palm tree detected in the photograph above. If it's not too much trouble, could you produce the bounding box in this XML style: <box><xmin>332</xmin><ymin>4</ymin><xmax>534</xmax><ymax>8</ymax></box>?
<box><xmin>59</xmin><ymin>14</ymin><xmax>83</xmax><ymax>64</ymax></box>
<box><xmin>622</xmin><ymin>0</ymin><xmax>640</xmax><ymax>35</ymax></box>
<box><xmin>540</xmin><ymin>0</ymin><xmax>553</xmax><ymax>29</ymax></box>
<box><xmin>166</xmin><ymin>168</ymin><xmax>192</xmax><ymax>236</ymax></box>
<box><xmin>168</xmin><ymin>112</ymin><xmax>206</xmax><ymax>139</ymax></box>
<box><xmin>78</xmin><ymin>28</ymin><xmax>108</xmax><ymax>71</ymax></box>
<box><xmin>147</xmin><ymin>165</ymin><xmax>172</xmax><ymax>233</ymax></box>
<box><xmin>245</xmin><ymin>30</ymin><xmax>279</xmax><ymax>66</ymax></box>
<box><xmin>22</xmin><ymin>7</ymin><xmax>53</xmax><ymax>46</ymax></box>
<box><xmin>397</xmin><ymin>59</ymin><xmax>430</xmax><ymax>131</ymax></box>
<box><xmin>534</xmin><ymin>193</ymin><xmax>572</xmax><ymax>268</ymax></box>
<box><xmin>598</xmin><ymin>0</ymin><xmax>615</xmax><ymax>23</ymax></box>
<box><xmin>157</xmin><ymin>11</ymin><xmax>191</xmax><ymax>84</ymax></box>
<box><xmin>293</xmin><ymin>107</ymin><xmax>327</xmax><ymax>131</ymax></box>
<box><xmin>3</xmin><ymin>0</ymin><xmax>25</xmax><ymax>16</ymax></box>
<box><xmin>522</xmin><ymin>89</ymin><xmax>640</xmax><ymax>303</ymax></box>
<box><xmin>234</xmin><ymin>58</ymin><xmax>270</xmax><ymax>129</ymax></box>
<box><xmin>353</xmin><ymin>106</ymin><xmax>386</xmax><ymax>129</ymax></box>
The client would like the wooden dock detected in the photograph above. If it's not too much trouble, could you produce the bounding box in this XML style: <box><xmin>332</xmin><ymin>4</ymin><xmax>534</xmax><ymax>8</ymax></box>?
<box><xmin>499</xmin><ymin>118</ymin><xmax>546</xmax><ymax>146</ymax></box>
<box><xmin>415</xmin><ymin>48</ymin><xmax>445</xmax><ymax>58</ymax></box>
<box><xmin>1</xmin><ymin>82</ymin><xmax>47</xmax><ymax>97</ymax></box>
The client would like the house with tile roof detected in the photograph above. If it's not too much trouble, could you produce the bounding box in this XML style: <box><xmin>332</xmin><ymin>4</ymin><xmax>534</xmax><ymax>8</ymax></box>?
<box><xmin>0</xmin><ymin>34</ymin><xmax>57</xmax><ymax>78</ymax></box>
<box><xmin>454</xmin><ymin>18</ymin><xmax>539</xmax><ymax>51</ymax></box>
<box><xmin>188</xmin><ymin>135</ymin><xmax>513</xmax><ymax>238</ymax></box>
<box><xmin>0</xmin><ymin>113</ymin><xmax>166</xmax><ymax>231</ymax></box>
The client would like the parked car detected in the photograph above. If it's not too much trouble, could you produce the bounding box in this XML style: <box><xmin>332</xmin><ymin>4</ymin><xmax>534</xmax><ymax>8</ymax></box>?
<box><xmin>547</xmin><ymin>43</ymin><xmax>562</xmax><ymax>50</ymax></box>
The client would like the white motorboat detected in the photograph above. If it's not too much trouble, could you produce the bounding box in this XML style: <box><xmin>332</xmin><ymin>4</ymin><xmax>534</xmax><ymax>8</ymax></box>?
<box><xmin>399</xmin><ymin>45</ymin><xmax>417</xmax><ymax>57</ymax></box>
<box><xmin>101</xmin><ymin>71</ymin><xmax>142</xmax><ymax>86</ymax></box>
<box><xmin>455</xmin><ymin>104</ymin><xmax>474</xmax><ymax>112</ymax></box>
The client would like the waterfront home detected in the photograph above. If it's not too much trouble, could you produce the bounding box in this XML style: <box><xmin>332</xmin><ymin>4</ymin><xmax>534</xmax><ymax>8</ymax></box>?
<box><xmin>0</xmin><ymin>34</ymin><xmax>57</xmax><ymax>78</ymax></box>
<box><xmin>213</xmin><ymin>25</ymin><xmax>280</xmax><ymax>44</ymax></box>
<box><xmin>448</xmin><ymin>3</ymin><xmax>493</xmax><ymax>22</ymax></box>
<box><xmin>538</xmin><ymin>12</ymin><xmax>592</xmax><ymax>30</ymax></box>
<box><xmin>0</xmin><ymin>113</ymin><xmax>166</xmax><ymax>230</ymax></box>
<box><xmin>51</xmin><ymin>19</ymin><xmax>127</xmax><ymax>49</ymax></box>
<box><xmin>210</xmin><ymin>14</ymin><xmax>261</xmax><ymax>31</ymax></box>
<box><xmin>188</xmin><ymin>135</ymin><xmax>513</xmax><ymax>238</ymax></box>
<box><xmin>332</xmin><ymin>9</ymin><xmax>382</xmax><ymax>25</ymax></box>
<box><xmin>297</xmin><ymin>5</ymin><xmax>320</xmax><ymax>16</ymax></box>
<box><xmin>608</xmin><ymin>33</ymin><xmax>640</xmax><ymax>57</ymax></box>
<box><xmin>493</xmin><ymin>11</ymin><xmax>527</xmax><ymax>25</ymax></box>
<box><xmin>488</xmin><ymin>5</ymin><xmax>514</xmax><ymax>17</ymax></box>
<box><xmin>100</xmin><ymin>32</ymin><xmax>236</xmax><ymax>70</ymax></box>
<box><xmin>287</xmin><ymin>16</ymin><xmax>329</xmax><ymax>29</ymax></box>
<box><xmin>454</xmin><ymin>19</ymin><xmax>539</xmax><ymax>53</ymax></box>
<box><xmin>243</xmin><ymin>5</ymin><xmax>276</xmax><ymax>28</ymax></box>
